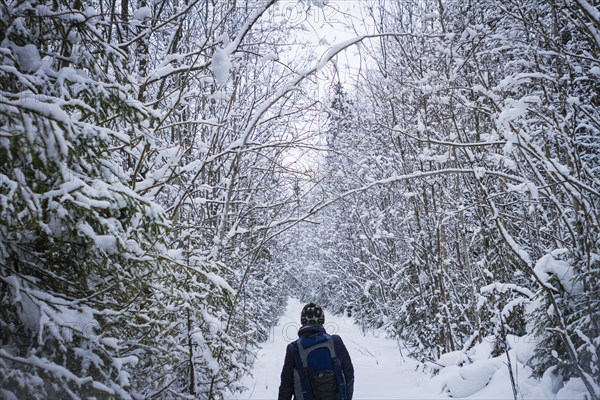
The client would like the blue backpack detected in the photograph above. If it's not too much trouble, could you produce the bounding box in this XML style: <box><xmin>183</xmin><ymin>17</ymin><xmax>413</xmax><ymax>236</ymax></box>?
<box><xmin>292</xmin><ymin>332</ymin><xmax>348</xmax><ymax>400</ymax></box>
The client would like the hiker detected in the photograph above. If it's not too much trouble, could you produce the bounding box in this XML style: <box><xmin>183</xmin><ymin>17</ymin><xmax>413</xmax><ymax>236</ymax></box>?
<box><xmin>278</xmin><ymin>303</ymin><xmax>354</xmax><ymax>400</ymax></box>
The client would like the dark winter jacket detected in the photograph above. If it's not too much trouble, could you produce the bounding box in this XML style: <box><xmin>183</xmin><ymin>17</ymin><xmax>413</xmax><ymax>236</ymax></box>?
<box><xmin>278</xmin><ymin>325</ymin><xmax>354</xmax><ymax>400</ymax></box>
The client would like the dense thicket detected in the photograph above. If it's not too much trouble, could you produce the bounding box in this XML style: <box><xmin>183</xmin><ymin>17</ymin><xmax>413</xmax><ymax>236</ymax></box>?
<box><xmin>0</xmin><ymin>0</ymin><xmax>327</xmax><ymax>398</ymax></box>
<box><xmin>286</xmin><ymin>1</ymin><xmax>599</xmax><ymax>398</ymax></box>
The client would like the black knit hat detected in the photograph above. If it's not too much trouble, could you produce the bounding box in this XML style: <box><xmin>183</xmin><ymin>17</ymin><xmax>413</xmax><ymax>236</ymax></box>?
<box><xmin>301</xmin><ymin>303</ymin><xmax>325</xmax><ymax>326</ymax></box>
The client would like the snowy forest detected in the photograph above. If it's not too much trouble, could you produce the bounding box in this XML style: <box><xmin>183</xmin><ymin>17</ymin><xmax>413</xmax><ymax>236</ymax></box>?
<box><xmin>0</xmin><ymin>0</ymin><xmax>599</xmax><ymax>399</ymax></box>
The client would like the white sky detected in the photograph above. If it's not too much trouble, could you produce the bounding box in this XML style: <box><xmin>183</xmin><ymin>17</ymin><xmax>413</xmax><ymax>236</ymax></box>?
<box><xmin>267</xmin><ymin>1</ymin><xmax>376</xmax><ymax>177</ymax></box>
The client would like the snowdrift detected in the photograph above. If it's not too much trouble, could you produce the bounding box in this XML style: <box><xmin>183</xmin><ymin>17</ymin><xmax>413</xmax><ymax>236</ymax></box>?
<box><xmin>428</xmin><ymin>335</ymin><xmax>591</xmax><ymax>399</ymax></box>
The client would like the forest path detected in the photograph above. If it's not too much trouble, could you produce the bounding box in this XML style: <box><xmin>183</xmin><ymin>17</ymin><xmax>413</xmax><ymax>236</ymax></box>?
<box><xmin>228</xmin><ymin>298</ymin><xmax>446</xmax><ymax>399</ymax></box>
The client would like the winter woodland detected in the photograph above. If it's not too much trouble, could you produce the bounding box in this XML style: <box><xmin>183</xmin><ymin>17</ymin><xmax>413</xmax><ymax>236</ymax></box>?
<box><xmin>0</xmin><ymin>0</ymin><xmax>599</xmax><ymax>399</ymax></box>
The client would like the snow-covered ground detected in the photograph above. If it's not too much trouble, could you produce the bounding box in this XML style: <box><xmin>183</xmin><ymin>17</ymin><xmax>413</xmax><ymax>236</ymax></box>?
<box><xmin>228</xmin><ymin>298</ymin><xmax>590</xmax><ymax>400</ymax></box>
<box><xmin>228</xmin><ymin>298</ymin><xmax>441</xmax><ymax>399</ymax></box>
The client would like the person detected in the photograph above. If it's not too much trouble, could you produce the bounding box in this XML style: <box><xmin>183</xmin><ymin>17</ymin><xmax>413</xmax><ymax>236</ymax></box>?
<box><xmin>278</xmin><ymin>303</ymin><xmax>354</xmax><ymax>400</ymax></box>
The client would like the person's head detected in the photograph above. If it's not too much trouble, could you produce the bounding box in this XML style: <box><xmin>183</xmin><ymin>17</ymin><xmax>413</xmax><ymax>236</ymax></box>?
<box><xmin>301</xmin><ymin>303</ymin><xmax>325</xmax><ymax>326</ymax></box>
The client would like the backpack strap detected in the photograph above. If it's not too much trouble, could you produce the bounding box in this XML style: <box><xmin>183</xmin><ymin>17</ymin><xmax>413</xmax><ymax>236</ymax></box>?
<box><xmin>292</xmin><ymin>341</ymin><xmax>311</xmax><ymax>400</ymax></box>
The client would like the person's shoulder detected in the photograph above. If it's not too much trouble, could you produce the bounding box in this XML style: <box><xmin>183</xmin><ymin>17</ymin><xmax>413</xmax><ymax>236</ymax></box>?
<box><xmin>331</xmin><ymin>334</ymin><xmax>345</xmax><ymax>344</ymax></box>
<box><xmin>331</xmin><ymin>334</ymin><xmax>350</xmax><ymax>355</ymax></box>
<box><xmin>286</xmin><ymin>340</ymin><xmax>298</xmax><ymax>351</ymax></box>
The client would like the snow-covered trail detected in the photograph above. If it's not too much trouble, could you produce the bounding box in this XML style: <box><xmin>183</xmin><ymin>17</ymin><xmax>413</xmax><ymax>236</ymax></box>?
<box><xmin>228</xmin><ymin>298</ymin><xmax>444</xmax><ymax>400</ymax></box>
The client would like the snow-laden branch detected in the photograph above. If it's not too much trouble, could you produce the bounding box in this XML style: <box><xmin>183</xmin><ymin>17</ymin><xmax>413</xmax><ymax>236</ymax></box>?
<box><xmin>0</xmin><ymin>349</ymin><xmax>128</xmax><ymax>398</ymax></box>
<box><xmin>382</xmin><ymin>123</ymin><xmax>507</xmax><ymax>148</ymax></box>
<box><xmin>250</xmin><ymin>167</ymin><xmax>524</xmax><ymax>235</ymax></box>
<box><xmin>480</xmin><ymin>282</ymin><xmax>535</xmax><ymax>299</ymax></box>
<box><xmin>235</xmin><ymin>32</ymin><xmax>446</xmax><ymax>151</ymax></box>
<box><xmin>573</xmin><ymin>0</ymin><xmax>600</xmax><ymax>49</ymax></box>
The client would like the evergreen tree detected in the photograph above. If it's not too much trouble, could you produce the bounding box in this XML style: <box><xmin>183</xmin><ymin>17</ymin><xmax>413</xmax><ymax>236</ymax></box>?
<box><xmin>0</xmin><ymin>1</ymin><xmax>171</xmax><ymax>398</ymax></box>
